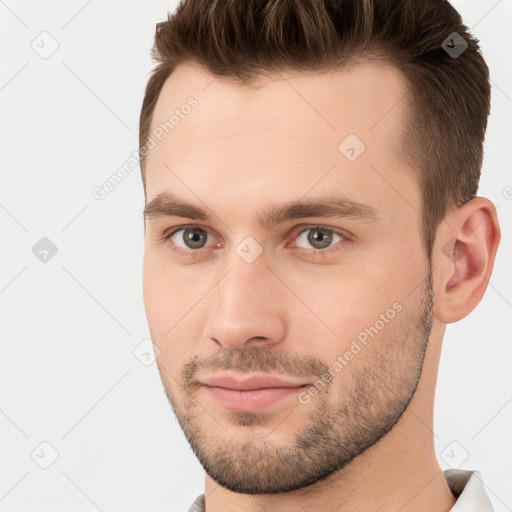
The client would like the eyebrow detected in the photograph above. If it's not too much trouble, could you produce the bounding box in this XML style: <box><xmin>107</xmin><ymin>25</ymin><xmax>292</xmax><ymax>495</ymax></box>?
<box><xmin>143</xmin><ymin>191</ymin><xmax>379</xmax><ymax>229</ymax></box>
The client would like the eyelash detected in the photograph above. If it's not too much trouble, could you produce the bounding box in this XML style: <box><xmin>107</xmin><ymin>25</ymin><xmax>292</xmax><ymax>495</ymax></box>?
<box><xmin>160</xmin><ymin>224</ymin><xmax>352</xmax><ymax>258</ymax></box>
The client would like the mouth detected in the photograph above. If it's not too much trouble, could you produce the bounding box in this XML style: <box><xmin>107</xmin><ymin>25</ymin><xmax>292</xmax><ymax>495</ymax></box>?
<box><xmin>198</xmin><ymin>373</ymin><xmax>310</xmax><ymax>411</ymax></box>
<box><xmin>201</xmin><ymin>384</ymin><xmax>309</xmax><ymax>411</ymax></box>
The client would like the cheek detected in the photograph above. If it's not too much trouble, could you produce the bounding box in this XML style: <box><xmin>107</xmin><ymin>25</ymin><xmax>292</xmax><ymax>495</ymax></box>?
<box><xmin>143</xmin><ymin>251</ymin><xmax>190</xmax><ymax>324</ymax></box>
<box><xmin>288</xmin><ymin>256</ymin><xmax>419</xmax><ymax>356</ymax></box>
<box><xmin>142</xmin><ymin>254</ymin><xmax>167</xmax><ymax>327</ymax></box>
<box><xmin>143</xmin><ymin>253</ymin><xmax>207</xmax><ymax>367</ymax></box>
<box><xmin>292</xmin><ymin>266</ymin><xmax>389</xmax><ymax>321</ymax></box>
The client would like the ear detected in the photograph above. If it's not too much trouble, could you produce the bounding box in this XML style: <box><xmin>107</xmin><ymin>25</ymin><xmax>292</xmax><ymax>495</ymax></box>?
<box><xmin>432</xmin><ymin>197</ymin><xmax>501</xmax><ymax>324</ymax></box>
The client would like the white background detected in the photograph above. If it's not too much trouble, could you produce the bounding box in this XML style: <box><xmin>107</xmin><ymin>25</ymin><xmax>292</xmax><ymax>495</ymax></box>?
<box><xmin>0</xmin><ymin>1</ymin><xmax>511</xmax><ymax>511</ymax></box>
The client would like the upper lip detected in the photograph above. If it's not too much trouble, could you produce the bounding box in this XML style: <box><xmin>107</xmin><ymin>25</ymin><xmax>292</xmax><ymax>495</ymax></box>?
<box><xmin>200</xmin><ymin>374</ymin><xmax>309</xmax><ymax>390</ymax></box>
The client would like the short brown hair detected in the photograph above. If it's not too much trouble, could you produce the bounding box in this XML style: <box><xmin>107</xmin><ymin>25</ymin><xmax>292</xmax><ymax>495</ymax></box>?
<box><xmin>139</xmin><ymin>0</ymin><xmax>490</xmax><ymax>256</ymax></box>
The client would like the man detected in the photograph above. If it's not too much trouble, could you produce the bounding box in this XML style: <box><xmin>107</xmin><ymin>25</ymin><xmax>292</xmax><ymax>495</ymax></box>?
<box><xmin>139</xmin><ymin>0</ymin><xmax>500</xmax><ymax>510</ymax></box>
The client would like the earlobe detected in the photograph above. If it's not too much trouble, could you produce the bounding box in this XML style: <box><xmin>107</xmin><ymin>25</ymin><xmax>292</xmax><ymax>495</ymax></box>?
<box><xmin>432</xmin><ymin>197</ymin><xmax>500</xmax><ymax>324</ymax></box>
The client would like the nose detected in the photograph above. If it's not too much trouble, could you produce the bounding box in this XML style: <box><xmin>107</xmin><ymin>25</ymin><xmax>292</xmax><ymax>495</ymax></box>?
<box><xmin>204</xmin><ymin>253</ymin><xmax>287</xmax><ymax>351</ymax></box>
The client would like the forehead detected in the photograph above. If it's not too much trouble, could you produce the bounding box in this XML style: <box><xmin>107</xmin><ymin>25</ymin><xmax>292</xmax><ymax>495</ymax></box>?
<box><xmin>148</xmin><ymin>60</ymin><xmax>409</xmax><ymax>146</ymax></box>
<box><xmin>145</xmin><ymin>60</ymin><xmax>417</xmax><ymax>218</ymax></box>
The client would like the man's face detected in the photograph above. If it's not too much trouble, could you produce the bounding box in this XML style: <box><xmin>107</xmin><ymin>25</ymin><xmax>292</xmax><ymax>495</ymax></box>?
<box><xmin>143</xmin><ymin>61</ymin><xmax>433</xmax><ymax>493</ymax></box>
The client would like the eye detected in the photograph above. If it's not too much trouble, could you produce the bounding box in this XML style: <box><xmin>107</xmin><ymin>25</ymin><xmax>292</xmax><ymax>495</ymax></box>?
<box><xmin>294</xmin><ymin>226</ymin><xmax>346</xmax><ymax>251</ymax></box>
<box><xmin>168</xmin><ymin>226</ymin><xmax>214</xmax><ymax>251</ymax></box>
<box><xmin>161</xmin><ymin>224</ymin><xmax>350</xmax><ymax>257</ymax></box>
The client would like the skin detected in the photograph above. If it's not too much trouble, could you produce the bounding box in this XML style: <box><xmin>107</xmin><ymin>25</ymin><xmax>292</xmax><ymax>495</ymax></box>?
<box><xmin>142</xmin><ymin>61</ymin><xmax>500</xmax><ymax>512</ymax></box>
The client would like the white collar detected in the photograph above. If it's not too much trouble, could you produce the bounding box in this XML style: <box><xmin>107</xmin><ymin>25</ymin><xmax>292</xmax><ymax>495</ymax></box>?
<box><xmin>444</xmin><ymin>469</ymin><xmax>494</xmax><ymax>511</ymax></box>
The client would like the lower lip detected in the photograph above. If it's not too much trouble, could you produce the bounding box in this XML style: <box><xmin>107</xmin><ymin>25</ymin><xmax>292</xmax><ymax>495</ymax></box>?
<box><xmin>203</xmin><ymin>385</ymin><xmax>307</xmax><ymax>411</ymax></box>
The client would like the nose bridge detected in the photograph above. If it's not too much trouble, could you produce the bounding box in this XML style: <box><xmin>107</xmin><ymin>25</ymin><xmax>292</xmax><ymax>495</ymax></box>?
<box><xmin>205</xmin><ymin>247</ymin><xmax>287</xmax><ymax>350</ymax></box>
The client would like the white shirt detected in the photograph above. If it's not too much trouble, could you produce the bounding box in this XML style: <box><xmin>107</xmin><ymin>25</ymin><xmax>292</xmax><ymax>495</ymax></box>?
<box><xmin>185</xmin><ymin>469</ymin><xmax>494</xmax><ymax>511</ymax></box>
<box><xmin>444</xmin><ymin>469</ymin><xmax>494</xmax><ymax>511</ymax></box>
